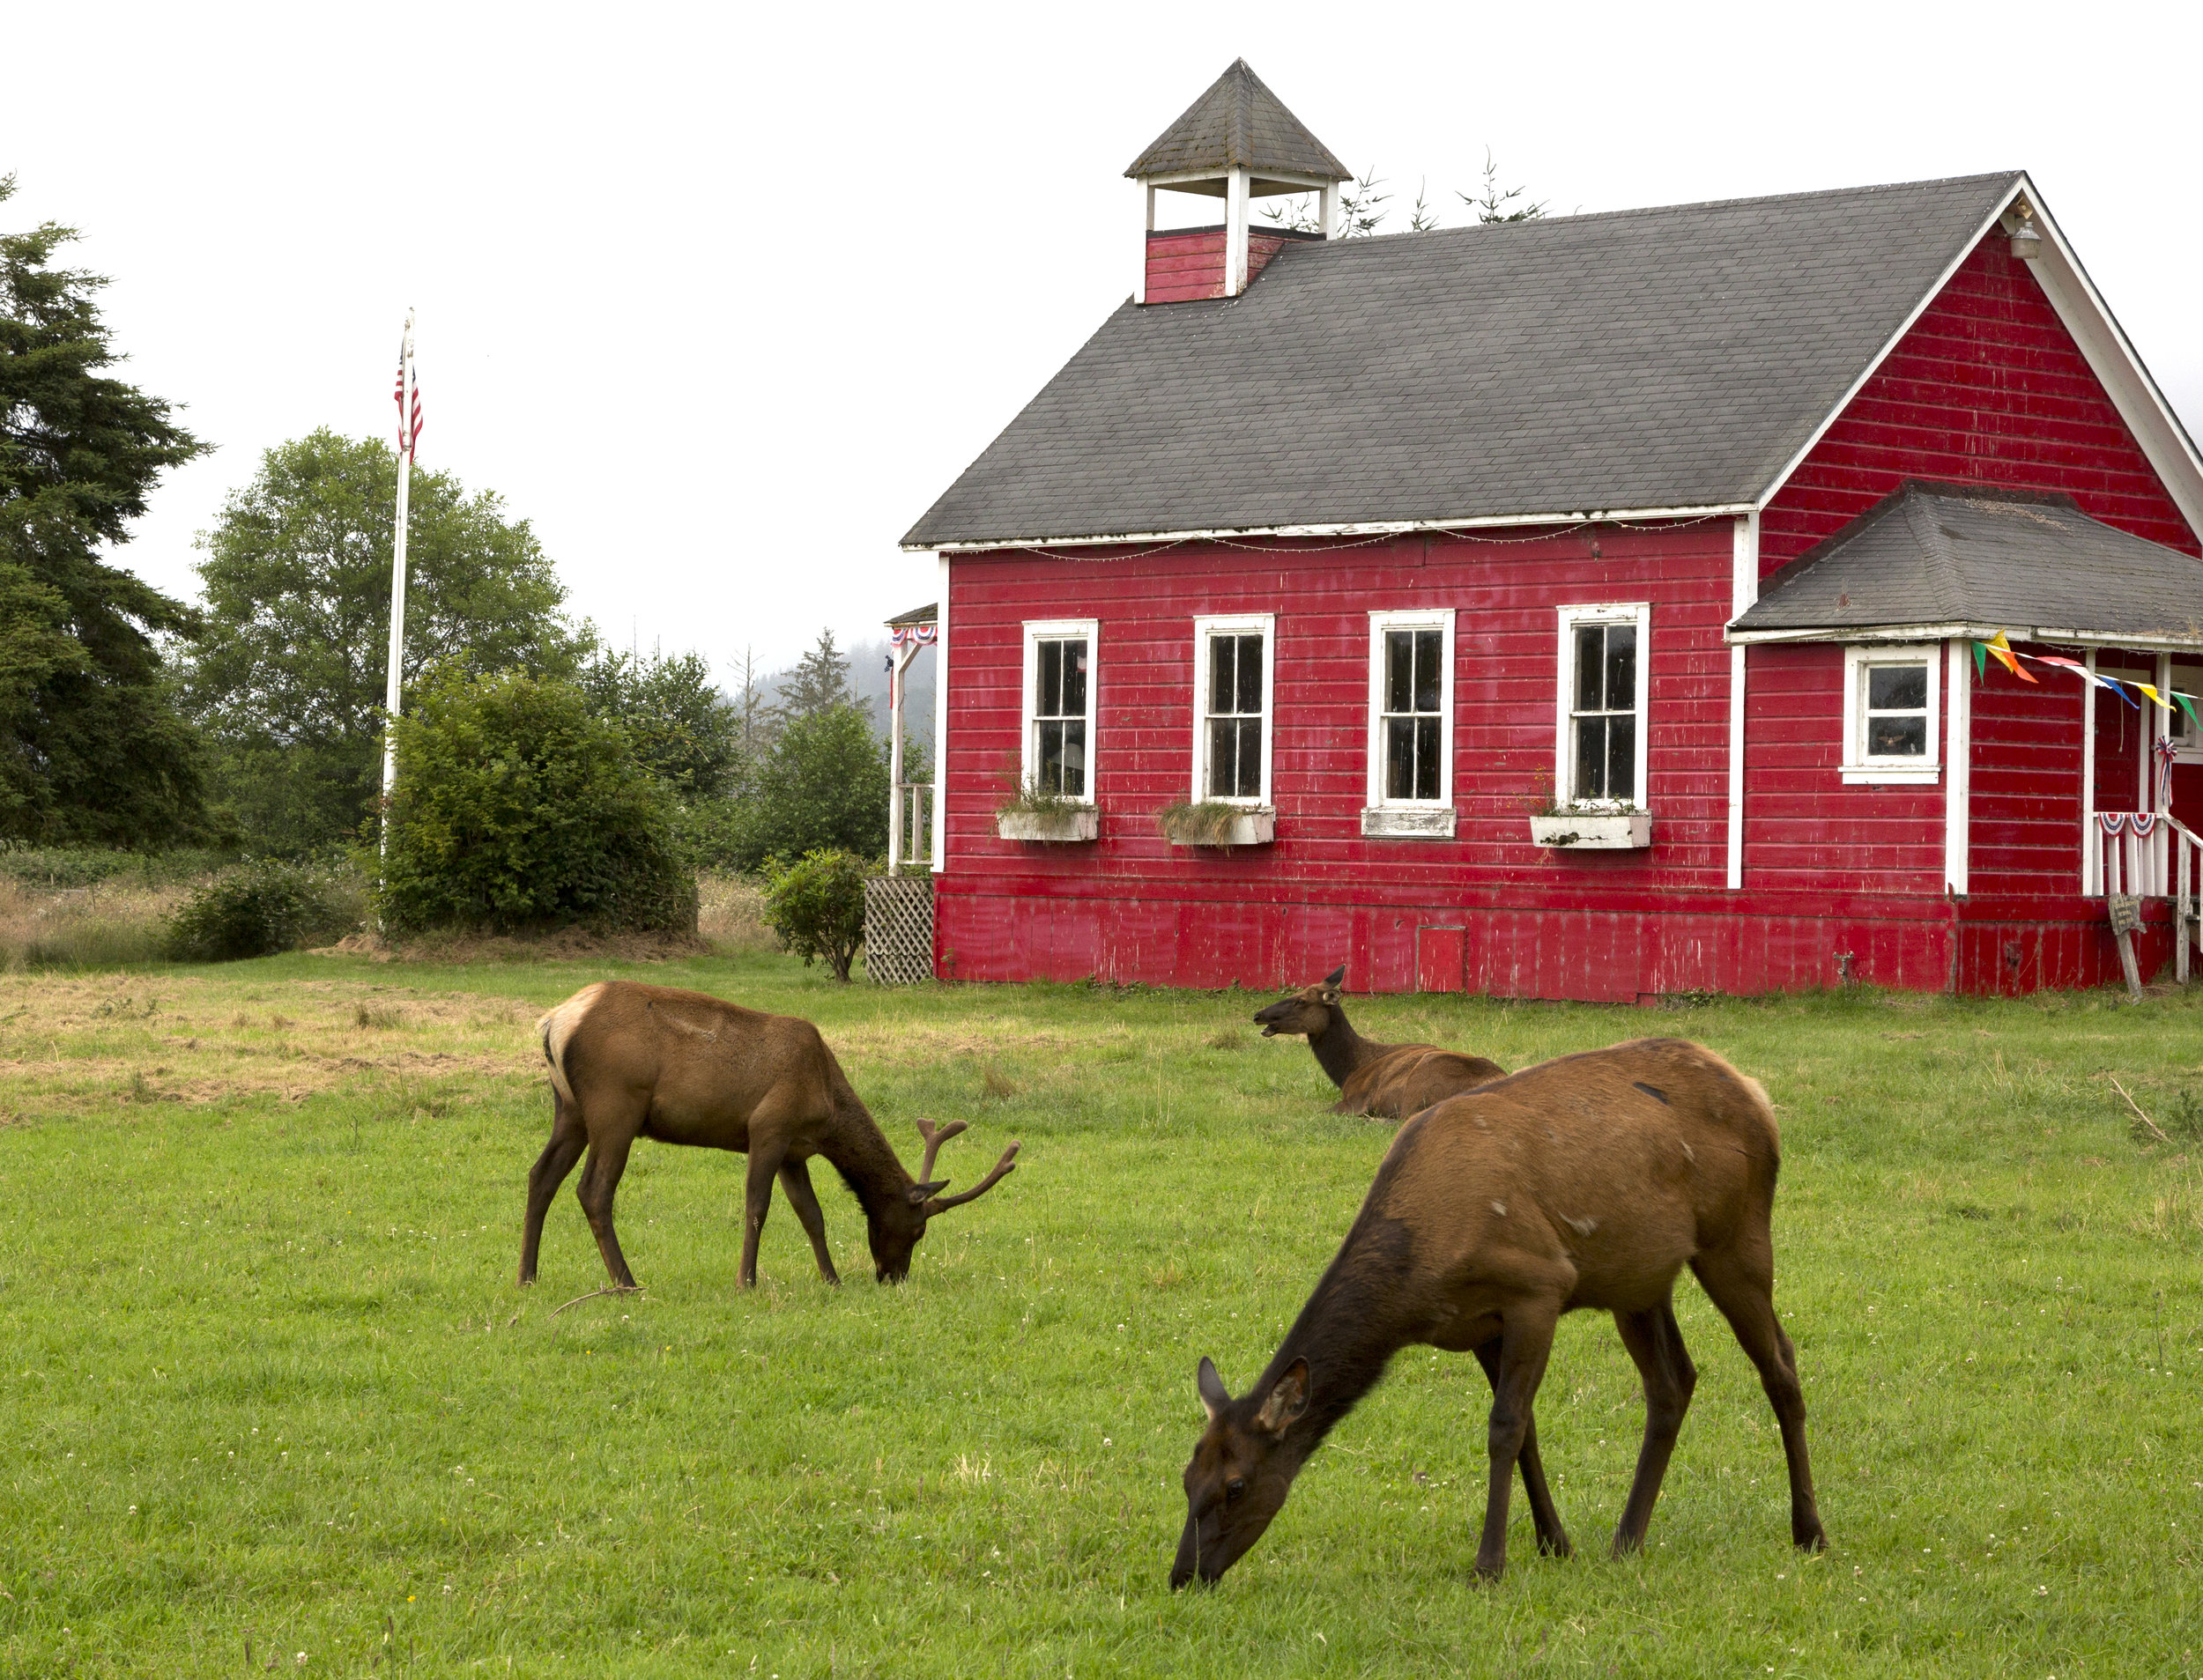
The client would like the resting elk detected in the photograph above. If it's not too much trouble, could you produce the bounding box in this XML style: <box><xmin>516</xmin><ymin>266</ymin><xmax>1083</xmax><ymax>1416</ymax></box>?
<box><xmin>522</xmin><ymin>981</ymin><xmax>1019</xmax><ymax>1289</ymax></box>
<box><xmin>1173</xmin><ymin>1036</ymin><xmax>1825</xmax><ymax>1587</ymax></box>
<box><xmin>1252</xmin><ymin>966</ymin><xmax>1507</xmax><ymax>1118</ymax></box>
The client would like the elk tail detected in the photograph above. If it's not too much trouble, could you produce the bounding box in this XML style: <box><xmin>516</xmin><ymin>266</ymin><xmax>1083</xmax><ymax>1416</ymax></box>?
<box><xmin>537</xmin><ymin>984</ymin><xmax>604</xmax><ymax>1106</ymax></box>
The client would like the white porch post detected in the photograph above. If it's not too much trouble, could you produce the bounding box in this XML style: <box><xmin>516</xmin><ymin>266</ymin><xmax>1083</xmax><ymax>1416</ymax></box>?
<box><xmin>1725</xmin><ymin>513</ymin><xmax>1758</xmax><ymax>890</ymax></box>
<box><xmin>1318</xmin><ymin>181</ymin><xmax>1338</xmax><ymax>240</ymax></box>
<box><xmin>1944</xmin><ymin>639</ymin><xmax>1971</xmax><ymax>894</ymax></box>
<box><xmin>886</xmin><ymin>641</ymin><xmax>906</xmax><ymax>876</ymax></box>
<box><xmin>2081</xmin><ymin>649</ymin><xmax>2098</xmax><ymax>893</ymax></box>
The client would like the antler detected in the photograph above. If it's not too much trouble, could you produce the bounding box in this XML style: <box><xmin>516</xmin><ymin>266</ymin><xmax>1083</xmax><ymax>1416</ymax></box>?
<box><xmin>913</xmin><ymin>1117</ymin><xmax>968</xmax><ymax>1188</ymax></box>
<box><xmin>923</xmin><ymin>1142</ymin><xmax>1020</xmax><ymax>1213</ymax></box>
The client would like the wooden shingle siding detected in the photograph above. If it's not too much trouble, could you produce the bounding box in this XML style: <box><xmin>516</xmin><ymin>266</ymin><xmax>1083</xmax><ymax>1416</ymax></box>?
<box><xmin>1762</xmin><ymin>233</ymin><xmax>2199</xmax><ymax>569</ymax></box>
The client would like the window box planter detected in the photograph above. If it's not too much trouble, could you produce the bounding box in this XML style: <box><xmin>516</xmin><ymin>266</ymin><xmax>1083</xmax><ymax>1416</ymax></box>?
<box><xmin>1160</xmin><ymin>803</ymin><xmax>1275</xmax><ymax>847</ymax></box>
<box><xmin>1361</xmin><ymin>806</ymin><xmax>1457</xmax><ymax>839</ymax></box>
<box><xmin>1529</xmin><ymin>811</ymin><xmax>1651</xmax><ymax>850</ymax></box>
<box><xmin>997</xmin><ymin>807</ymin><xmax>1099</xmax><ymax>843</ymax></box>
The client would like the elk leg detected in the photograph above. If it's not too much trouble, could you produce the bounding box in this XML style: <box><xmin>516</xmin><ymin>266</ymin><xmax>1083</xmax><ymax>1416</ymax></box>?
<box><xmin>519</xmin><ymin>1087</ymin><xmax>589</xmax><ymax>1285</ymax></box>
<box><xmin>1472</xmin><ymin>1306</ymin><xmax>1559</xmax><ymax>1583</ymax></box>
<box><xmin>1690</xmin><ymin>1247</ymin><xmax>1828</xmax><ymax>1552</ymax></box>
<box><xmin>776</xmin><ymin>1158</ymin><xmax>841</xmax><ymax>1286</ymax></box>
<box><xmin>1472</xmin><ymin>1336</ymin><xmax>1571</xmax><ymax>1558</ymax></box>
<box><xmin>575</xmin><ymin>1129</ymin><xmax>640</xmax><ymax>1291</ymax></box>
<box><xmin>1610</xmin><ymin>1296</ymin><xmax>1697</xmax><ymax>1557</ymax></box>
<box><xmin>738</xmin><ymin>1141</ymin><xmax>787</xmax><ymax>1290</ymax></box>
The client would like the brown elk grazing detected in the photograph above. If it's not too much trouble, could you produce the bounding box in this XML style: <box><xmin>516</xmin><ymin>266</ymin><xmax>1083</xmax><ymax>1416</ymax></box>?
<box><xmin>1173</xmin><ymin>1036</ymin><xmax>1825</xmax><ymax>1588</ymax></box>
<box><xmin>522</xmin><ymin>981</ymin><xmax>1019</xmax><ymax>1289</ymax></box>
<box><xmin>1251</xmin><ymin>966</ymin><xmax>1507</xmax><ymax>1118</ymax></box>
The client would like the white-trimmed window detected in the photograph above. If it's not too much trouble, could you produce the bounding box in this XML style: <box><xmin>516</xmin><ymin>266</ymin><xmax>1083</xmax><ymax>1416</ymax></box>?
<box><xmin>1554</xmin><ymin>603</ymin><xmax>1650</xmax><ymax>809</ymax></box>
<box><xmin>2172</xmin><ymin>663</ymin><xmax>2201</xmax><ymax>764</ymax></box>
<box><xmin>1363</xmin><ymin>609</ymin><xmax>1455</xmax><ymax>836</ymax></box>
<box><xmin>1191</xmin><ymin>613</ymin><xmax>1274</xmax><ymax>804</ymax></box>
<box><xmin>1841</xmin><ymin>644</ymin><xmax>1940</xmax><ymax>784</ymax></box>
<box><xmin>1020</xmin><ymin>619</ymin><xmax>1097</xmax><ymax>801</ymax></box>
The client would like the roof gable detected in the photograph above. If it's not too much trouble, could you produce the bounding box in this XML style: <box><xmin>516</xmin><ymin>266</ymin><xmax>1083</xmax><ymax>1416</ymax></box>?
<box><xmin>906</xmin><ymin>173</ymin><xmax>2038</xmax><ymax>549</ymax></box>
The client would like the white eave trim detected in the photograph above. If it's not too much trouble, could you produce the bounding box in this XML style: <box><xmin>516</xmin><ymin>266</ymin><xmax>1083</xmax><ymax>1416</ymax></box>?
<box><xmin>1749</xmin><ymin>173</ymin><xmax>2203</xmax><ymax>544</ymax></box>
<box><xmin>902</xmin><ymin>502</ymin><xmax>1759</xmax><ymax>553</ymax></box>
<box><xmin>1725</xmin><ymin>620</ymin><xmax>2203</xmax><ymax>652</ymax></box>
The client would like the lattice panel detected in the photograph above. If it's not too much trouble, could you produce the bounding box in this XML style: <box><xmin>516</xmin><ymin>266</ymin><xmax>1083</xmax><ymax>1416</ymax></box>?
<box><xmin>864</xmin><ymin>875</ymin><xmax>936</xmax><ymax>986</ymax></box>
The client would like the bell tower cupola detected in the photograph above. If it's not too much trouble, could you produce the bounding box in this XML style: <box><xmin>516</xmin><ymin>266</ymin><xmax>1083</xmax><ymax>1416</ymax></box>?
<box><xmin>1125</xmin><ymin>59</ymin><xmax>1350</xmax><ymax>305</ymax></box>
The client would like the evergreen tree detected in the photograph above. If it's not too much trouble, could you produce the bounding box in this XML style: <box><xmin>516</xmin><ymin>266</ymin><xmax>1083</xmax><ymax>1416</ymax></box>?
<box><xmin>0</xmin><ymin>175</ymin><xmax>209</xmax><ymax>846</ymax></box>
<box><xmin>183</xmin><ymin>430</ymin><xmax>586</xmax><ymax>853</ymax></box>
<box><xmin>771</xmin><ymin>626</ymin><xmax>856</xmax><ymax>722</ymax></box>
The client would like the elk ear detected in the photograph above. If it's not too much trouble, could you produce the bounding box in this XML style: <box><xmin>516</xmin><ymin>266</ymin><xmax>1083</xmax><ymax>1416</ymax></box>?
<box><xmin>1197</xmin><ymin>1356</ymin><xmax>1231</xmax><ymax>1421</ymax></box>
<box><xmin>1323</xmin><ymin>965</ymin><xmax>1346</xmax><ymax>988</ymax></box>
<box><xmin>907</xmin><ymin>1180</ymin><xmax>950</xmax><ymax>1205</ymax></box>
<box><xmin>1254</xmin><ymin>1358</ymin><xmax>1310</xmax><ymax>1436</ymax></box>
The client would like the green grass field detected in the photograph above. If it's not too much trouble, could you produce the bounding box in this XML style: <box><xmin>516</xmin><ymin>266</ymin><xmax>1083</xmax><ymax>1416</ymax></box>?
<box><xmin>2</xmin><ymin>955</ymin><xmax>2199</xmax><ymax>1676</ymax></box>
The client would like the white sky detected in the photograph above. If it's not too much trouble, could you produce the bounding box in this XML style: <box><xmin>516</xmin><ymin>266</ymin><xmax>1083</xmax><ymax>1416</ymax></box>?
<box><xmin>7</xmin><ymin>1</ymin><xmax>2199</xmax><ymax>680</ymax></box>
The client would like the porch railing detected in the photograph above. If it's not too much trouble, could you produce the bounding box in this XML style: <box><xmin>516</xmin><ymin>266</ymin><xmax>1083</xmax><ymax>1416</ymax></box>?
<box><xmin>886</xmin><ymin>780</ymin><xmax>934</xmax><ymax>875</ymax></box>
<box><xmin>2095</xmin><ymin>811</ymin><xmax>2202</xmax><ymax>984</ymax></box>
<box><xmin>2090</xmin><ymin>811</ymin><xmax>2171</xmax><ymax>898</ymax></box>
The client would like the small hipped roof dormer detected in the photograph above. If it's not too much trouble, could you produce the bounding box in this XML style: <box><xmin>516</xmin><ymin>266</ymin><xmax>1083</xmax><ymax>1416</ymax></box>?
<box><xmin>1127</xmin><ymin>59</ymin><xmax>1349</xmax><ymax>302</ymax></box>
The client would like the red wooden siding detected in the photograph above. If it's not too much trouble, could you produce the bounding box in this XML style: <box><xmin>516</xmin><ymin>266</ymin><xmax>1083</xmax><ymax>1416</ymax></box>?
<box><xmin>1762</xmin><ymin>233</ymin><xmax>2200</xmax><ymax>568</ymax></box>
<box><xmin>1144</xmin><ymin>226</ymin><xmax>1306</xmax><ymax>304</ymax></box>
<box><xmin>1967</xmin><ymin>641</ymin><xmax>2085</xmax><ymax>899</ymax></box>
<box><xmin>1144</xmin><ymin>228</ymin><xmax>1227</xmax><ymax>304</ymax></box>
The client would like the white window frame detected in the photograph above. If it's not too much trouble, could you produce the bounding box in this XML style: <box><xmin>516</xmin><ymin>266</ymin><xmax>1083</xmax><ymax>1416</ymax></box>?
<box><xmin>2171</xmin><ymin>662</ymin><xmax>2202</xmax><ymax>766</ymax></box>
<box><xmin>1841</xmin><ymin>643</ymin><xmax>1941</xmax><ymax>784</ymax></box>
<box><xmin>1020</xmin><ymin>618</ymin><xmax>1099</xmax><ymax>804</ymax></box>
<box><xmin>1363</xmin><ymin>608</ymin><xmax>1456</xmax><ymax>837</ymax></box>
<box><xmin>1554</xmin><ymin>603</ymin><xmax>1651</xmax><ymax>811</ymax></box>
<box><xmin>1190</xmin><ymin>612</ymin><xmax>1276</xmax><ymax>806</ymax></box>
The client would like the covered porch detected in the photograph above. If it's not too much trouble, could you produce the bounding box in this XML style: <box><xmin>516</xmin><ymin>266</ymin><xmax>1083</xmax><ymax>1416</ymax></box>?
<box><xmin>1733</xmin><ymin>482</ymin><xmax>2203</xmax><ymax>987</ymax></box>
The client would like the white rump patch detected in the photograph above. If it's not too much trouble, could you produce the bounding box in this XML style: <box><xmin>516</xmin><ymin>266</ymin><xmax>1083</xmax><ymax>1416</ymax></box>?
<box><xmin>537</xmin><ymin>982</ymin><xmax>608</xmax><ymax>1104</ymax></box>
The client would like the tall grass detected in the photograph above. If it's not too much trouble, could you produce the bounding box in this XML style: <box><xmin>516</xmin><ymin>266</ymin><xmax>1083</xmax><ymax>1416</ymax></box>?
<box><xmin>0</xmin><ymin>877</ymin><xmax>191</xmax><ymax>969</ymax></box>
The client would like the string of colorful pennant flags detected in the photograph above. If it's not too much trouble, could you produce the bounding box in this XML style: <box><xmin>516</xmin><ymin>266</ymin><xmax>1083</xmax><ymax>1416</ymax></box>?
<box><xmin>1970</xmin><ymin>631</ymin><xmax>2200</xmax><ymax>726</ymax></box>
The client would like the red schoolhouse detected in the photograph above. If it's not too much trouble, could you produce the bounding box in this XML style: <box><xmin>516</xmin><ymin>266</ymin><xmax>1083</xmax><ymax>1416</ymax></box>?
<box><xmin>901</xmin><ymin>61</ymin><xmax>2203</xmax><ymax>1001</ymax></box>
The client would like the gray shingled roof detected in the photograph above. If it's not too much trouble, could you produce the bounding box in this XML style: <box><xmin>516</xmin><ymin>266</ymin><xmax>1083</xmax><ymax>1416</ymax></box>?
<box><xmin>1732</xmin><ymin>483</ymin><xmax>2203</xmax><ymax>644</ymax></box>
<box><xmin>1124</xmin><ymin>59</ymin><xmax>1349</xmax><ymax>187</ymax></box>
<box><xmin>903</xmin><ymin>173</ymin><xmax>2025</xmax><ymax>549</ymax></box>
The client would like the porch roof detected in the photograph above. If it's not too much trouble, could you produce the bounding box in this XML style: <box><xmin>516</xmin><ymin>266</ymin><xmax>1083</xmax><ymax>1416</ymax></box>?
<box><xmin>1729</xmin><ymin>482</ymin><xmax>2203</xmax><ymax>648</ymax></box>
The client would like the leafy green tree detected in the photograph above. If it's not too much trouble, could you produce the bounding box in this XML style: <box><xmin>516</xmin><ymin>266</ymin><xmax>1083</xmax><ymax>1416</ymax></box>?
<box><xmin>760</xmin><ymin>847</ymin><xmax>869</xmax><ymax>982</ymax></box>
<box><xmin>730</xmin><ymin>701</ymin><xmax>888</xmax><ymax>870</ymax></box>
<box><xmin>0</xmin><ymin>174</ymin><xmax>209</xmax><ymax>847</ymax></box>
<box><xmin>183</xmin><ymin>429</ymin><xmax>586</xmax><ymax>853</ymax></box>
<box><xmin>377</xmin><ymin>667</ymin><xmax>694</xmax><ymax>936</ymax></box>
<box><xmin>578</xmin><ymin>647</ymin><xmax>745</xmax><ymax>799</ymax></box>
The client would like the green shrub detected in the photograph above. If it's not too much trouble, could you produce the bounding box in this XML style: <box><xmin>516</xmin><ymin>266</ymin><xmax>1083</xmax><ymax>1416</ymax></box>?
<box><xmin>164</xmin><ymin>860</ymin><xmax>361</xmax><ymax>961</ymax></box>
<box><xmin>760</xmin><ymin>848</ymin><xmax>870</xmax><ymax>982</ymax></box>
<box><xmin>376</xmin><ymin>668</ymin><xmax>696</xmax><ymax>936</ymax></box>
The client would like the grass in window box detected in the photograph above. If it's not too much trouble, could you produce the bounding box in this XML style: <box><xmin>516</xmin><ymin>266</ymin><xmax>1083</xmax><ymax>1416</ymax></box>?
<box><xmin>994</xmin><ymin>778</ymin><xmax>1087</xmax><ymax>821</ymax></box>
<box><xmin>1157</xmin><ymin>799</ymin><xmax>1254</xmax><ymax>847</ymax></box>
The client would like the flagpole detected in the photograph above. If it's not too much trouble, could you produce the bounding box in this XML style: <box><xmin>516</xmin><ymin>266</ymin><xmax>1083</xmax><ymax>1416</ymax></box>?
<box><xmin>381</xmin><ymin>310</ymin><xmax>419</xmax><ymax>862</ymax></box>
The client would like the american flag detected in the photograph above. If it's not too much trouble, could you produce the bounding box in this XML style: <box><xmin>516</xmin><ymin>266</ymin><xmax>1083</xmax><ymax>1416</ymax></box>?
<box><xmin>393</xmin><ymin>315</ymin><xmax>423</xmax><ymax>456</ymax></box>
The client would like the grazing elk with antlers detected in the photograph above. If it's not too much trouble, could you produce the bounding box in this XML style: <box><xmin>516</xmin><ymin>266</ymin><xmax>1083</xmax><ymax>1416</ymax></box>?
<box><xmin>1252</xmin><ymin>966</ymin><xmax>1507</xmax><ymax>1118</ymax></box>
<box><xmin>1174</xmin><ymin>1036</ymin><xmax>1824</xmax><ymax>1588</ymax></box>
<box><xmin>522</xmin><ymin>981</ymin><xmax>1019</xmax><ymax>1289</ymax></box>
